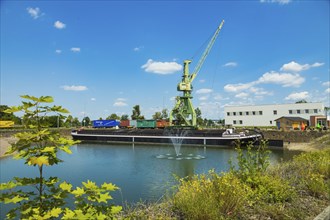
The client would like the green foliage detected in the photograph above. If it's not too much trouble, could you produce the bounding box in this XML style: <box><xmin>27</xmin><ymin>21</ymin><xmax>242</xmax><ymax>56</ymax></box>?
<box><xmin>120</xmin><ymin>114</ymin><xmax>129</xmax><ymax>120</ymax></box>
<box><xmin>107</xmin><ymin>113</ymin><xmax>120</xmax><ymax>120</ymax></box>
<box><xmin>0</xmin><ymin>105</ymin><xmax>22</xmax><ymax>124</ymax></box>
<box><xmin>270</xmin><ymin>148</ymin><xmax>330</xmax><ymax>198</ymax></box>
<box><xmin>230</xmin><ymin>140</ymin><xmax>271</xmax><ymax>183</ymax></box>
<box><xmin>131</xmin><ymin>105</ymin><xmax>144</xmax><ymax>120</ymax></box>
<box><xmin>161</xmin><ymin>108</ymin><xmax>168</xmax><ymax>120</ymax></box>
<box><xmin>0</xmin><ymin>95</ymin><xmax>122</xmax><ymax>219</ymax></box>
<box><xmin>152</xmin><ymin>111</ymin><xmax>162</xmax><ymax>120</ymax></box>
<box><xmin>82</xmin><ymin>116</ymin><xmax>91</xmax><ymax>126</ymax></box>
<box><xmin>173</xmin><ymin>171</ymin><xmax>251</xmax><ymax>219</ymax></box>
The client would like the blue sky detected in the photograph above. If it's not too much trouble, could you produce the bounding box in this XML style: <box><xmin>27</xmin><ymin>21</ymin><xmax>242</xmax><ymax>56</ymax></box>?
<box><xmin>1</xmin><ymin>0</ymin><xmax>329</xmax><ymax>120</ymax></box>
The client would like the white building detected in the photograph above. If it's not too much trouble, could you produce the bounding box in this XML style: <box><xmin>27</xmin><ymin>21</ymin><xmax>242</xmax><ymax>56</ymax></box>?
<box><xmin>224</xmin><ymin>102</ymin><xmax>325</xmax><ymax>127</ymax></box>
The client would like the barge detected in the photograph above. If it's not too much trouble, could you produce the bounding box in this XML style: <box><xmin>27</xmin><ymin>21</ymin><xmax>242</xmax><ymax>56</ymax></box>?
<box><xmin>71</xmin><ymin>128</ymin><xmax>283</xmax><ymax>147</ymax></box>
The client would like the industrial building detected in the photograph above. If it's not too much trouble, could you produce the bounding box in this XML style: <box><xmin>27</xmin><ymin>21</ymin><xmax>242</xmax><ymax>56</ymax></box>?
<box><xmin>224</xmin><ymin>102</ymin><xmax>325</xmax><ymax>127</ymax></box>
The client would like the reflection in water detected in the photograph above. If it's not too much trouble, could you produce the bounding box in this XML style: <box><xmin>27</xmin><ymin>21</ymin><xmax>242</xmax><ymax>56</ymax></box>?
<box><xmin>0</xmin><ymin>142</ymin><xmax>301</xmax><ymax>218</ymax></box>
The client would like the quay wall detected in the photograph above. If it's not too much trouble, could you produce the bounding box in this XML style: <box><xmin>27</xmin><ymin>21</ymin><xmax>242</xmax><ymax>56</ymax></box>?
<box><xmin>1</xmin><ymin>128</ymin><xmax>328</xmax><ymax>143</ymax></box>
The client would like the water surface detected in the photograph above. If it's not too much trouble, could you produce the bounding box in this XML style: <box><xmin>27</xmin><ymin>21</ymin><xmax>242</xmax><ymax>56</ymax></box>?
<box><xmin>0</xmin><ymin>143</ymin><xmax>300</xmax><ymax>217</ymax></box>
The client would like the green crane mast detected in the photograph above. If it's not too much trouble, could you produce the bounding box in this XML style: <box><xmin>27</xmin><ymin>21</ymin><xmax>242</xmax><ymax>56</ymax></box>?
<box><xmin>169</xmin><ymin>20</ymin><xmax>225</xmax><ymax>127</ymax></box>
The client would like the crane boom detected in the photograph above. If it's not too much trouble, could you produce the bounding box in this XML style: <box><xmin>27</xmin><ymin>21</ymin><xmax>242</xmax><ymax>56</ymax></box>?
<box><xmin>189</xmin><ymin>20</ymin><xmax>225</xmax><ymax>83</ymax></box>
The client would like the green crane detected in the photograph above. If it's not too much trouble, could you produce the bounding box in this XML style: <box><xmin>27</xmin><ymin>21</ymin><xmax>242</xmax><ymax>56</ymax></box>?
<box><xmin>169</xmin><ymin>20</ymin><xmax>225</xmax><ymax>127</ymax></box>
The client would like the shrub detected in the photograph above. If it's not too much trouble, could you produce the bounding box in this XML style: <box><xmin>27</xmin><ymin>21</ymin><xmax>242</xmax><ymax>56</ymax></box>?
<box><xmin>172</xmin><ymin>171</ymin><xmax>251</xmax><ymax>219</ymax></box>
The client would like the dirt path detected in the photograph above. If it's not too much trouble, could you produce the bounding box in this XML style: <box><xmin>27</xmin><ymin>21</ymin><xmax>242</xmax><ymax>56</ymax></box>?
<box><xmin>284</xmin><ymin>134</ymin><xmax>330</xmax><ymax>152</ymax></box>
<box><xmin>0</xmin><ymin>136</ymin><xmax>17</xmax><ymax>157</ymax></box>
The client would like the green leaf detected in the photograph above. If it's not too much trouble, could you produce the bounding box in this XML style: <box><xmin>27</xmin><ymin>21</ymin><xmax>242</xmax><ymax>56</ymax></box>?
<box><xmin>20</xmin><ymin>95</ymin><xmax>39</xmax><ymax>102</ymax></box>
<box><xmin>62</xmin><ymin>209</ymin><xmax>75</xmax><ymax>219</ymax></box>
<box><xmin>49</xmin><ymin>207</ymin><xmax>62</xmax><ymax>217</ymax></box>
<box><xmin>111</xmin><ymin>205</ymin><xmax>122</xmax><ymax>214</ymax></box>
<box><xmin>60</xmin><ymin>146</ymin><xmax>72</xmax><ymax>154</ymax></box>
<box><xmin>4</xmin><ymin>195</ymin><xmax>28</xmax><ymax>204</ymax></box>
<box><xmin>59</xmin><ymin>181</ymin><xmax>73</xmax><ymax>192</ymax></box>
<box><xmin>39</xmin><ymin>96</ymin><xmax>54</xmax><ymax>103</ymax></box>
<box><xmin>71</xmin><ymin>187</ymin><xmax>85</xmax><ymax>197</ymax></box>
<box><xmin>101</xmin><ymin>182</ymin><xmax>119</xmax><ymax>191</ymax></box>
<box><xmin>82</xmin><ymin>180</ymin><xmax>97</xmax><ymax>190</ymax></box>
<box><xmin>41</xmin><ymin>146</ymin><xmax>55</xmax><ymax>153</ymax></box>
<box><xmin>0</xmin><ymin>181</ymin><xmax>18</xmax><ymax>190</ymax></box>
<box><xmin>97</xmin><ymin>192</ymin><xmax>111</xmax><ymax>203</ymax></box>
<box><xmin>28</xmin><ymin>156</ymin><xmax>50</xmax><ymax>166</ymax></box>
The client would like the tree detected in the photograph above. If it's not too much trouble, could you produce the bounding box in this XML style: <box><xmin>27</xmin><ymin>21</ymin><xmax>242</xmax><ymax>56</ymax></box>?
<box><xmin>107</xmin><ymin>113</ymin><xmax>120</xmax><ymax>120</ymax></box>
<box><xmin>0</xmin><ymin>95</ymin><xmax>122</xmax><ymax>219</ymax></box>
<box><xmin>195</xmin><ymin>108</ymin><xmax>204</xmax><ymax>126</ymax></box>
<box><xmin>131</xmin><ymin>105</ymin><xmax>144</xmax><ymax>120</ymax></box>
<box><xmin>296</xmin><ymin>100</ymin><xmax>307</xmax><ymax>103</ymax></box>
<box><xmin>161</xmin><ymin>109</ymin><xmax>169</xmax><ymax>120</ymax></box>
<box><xmin>152</xmin><ymin>112</ymin><xmax>162</xmax><ymax>120</ymax></box>
<box><xmin>0</xmin><ymin>105</ymin><xmax>21</xmax><ymax>124</ymax></box>
<box><xmin>82</xmin><ymin>116</ymin><xmax>91</xmax><ymax>126</ymax></box>
<box><xmin>121</xmin><ymin>114</ymin><xmax>129</xmax><ymax>120</ymax></box>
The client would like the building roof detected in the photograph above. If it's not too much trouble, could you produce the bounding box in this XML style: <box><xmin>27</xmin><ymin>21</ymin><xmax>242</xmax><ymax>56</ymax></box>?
<box><xmin>275</xmin><ymin>116</ymin><xmax>308</xmax><ymax>122</ymax></box>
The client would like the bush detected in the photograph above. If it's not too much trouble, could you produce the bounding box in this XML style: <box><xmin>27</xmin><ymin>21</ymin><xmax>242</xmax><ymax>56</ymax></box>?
<box><xmin>270</xmin><ymin>149</ymin><xmax>330</xmax><ymax>198</ymax></box>
<box><xmin>173</xmin><ymin>171</ymin><xmax>251</xmax><ymax>219</ymax></box>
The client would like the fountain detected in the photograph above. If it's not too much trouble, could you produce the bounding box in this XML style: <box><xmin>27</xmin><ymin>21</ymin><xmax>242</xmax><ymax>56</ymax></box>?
<box><xmin>165</xmin><ymin>128</ymin><xmax>190</xmax><ymax>156</ymax></box>
<box><xmin>155</xmin><ymin>128</ymin><xmax>206</xmax><ymax>160</ymax></box>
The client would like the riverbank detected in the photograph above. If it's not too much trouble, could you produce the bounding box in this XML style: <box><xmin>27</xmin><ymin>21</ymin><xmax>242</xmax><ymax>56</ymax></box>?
<box><xmin>0</xmin><ymin>136</ymin><xmax>17</xmax><ymax>158</ymax></box>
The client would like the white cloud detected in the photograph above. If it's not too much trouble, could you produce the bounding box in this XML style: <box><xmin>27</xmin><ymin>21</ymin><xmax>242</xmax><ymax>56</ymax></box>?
<box><xmin>260</xmin><ymin>0</ymin><xmax>292</xmax><ymax>5</ymax></box>
<box><xmin>224</xmin><ymin>82</ymin><xmax>255</xmax><ymax>93</ymax></box>
<box><xmin>223</xmin><ymin>62</ymin><xmax>237</xmax><ymax>67</ymax></box>
<box><xmin>55</xmin><ymin>49</ymin><xmax>62</xmax><ymax>54</ymax></box>
<box><xmin>116</xmin><ymin>98</ymin><xmax>126</xmax><ymax>101</ymax></box>
<box><xmin>235</xmin><ymin>92</ymin><xmax>249</xmax><ymax>99</ymax></box>
<box><xmin>133</xmin><ymin>46</ymin><xmax>144</xmax><ymax>52</ymax></box>
<box><xmin>285</xmin><ymin>91</ymin><xmax>309</xmax><ymax>101</ymax></box>
<box><xmin>113</xmin><ymin>98</ymin><xmax>128</xmax><ymax>107</ymax></box>
<box><xmin>27</xmin><ymin>7</ymin><xmax>43</xmax><ymax>19</ymax></box>
<box><xmin>257</xmin><ymin>71</ymin><xmax>305</xmax><ymax>87</ymax></box>
<box><xmin>54</xmin><ymin>20</ymin><xmax>66</xmax><ymax>29</ymax></box>
<box><xmin>141</xmin><ymin>59</ymin><xmax>182</xmax><ymax>74</ymax></box>
<box><xmin>196</xmin><ymin>88</ymin><xmax>213</xmax><ymax>94</ymax></box>
<box><xmin>113</xmin><ymin>101</ymin><xmax>128</xmax><ymax>107</ymax></box>
<box><xmin>61</xmin><ymin>85</ymin><xmax>88</xmax><ymax>91</ymax></box>
<box><xmin>199</xmin><ymin>96</ymin><xmax>209</xmax><ymax>101</ymax></box>
<box><xmin>249</xmin><ymin>87</ymin><xmax>273</xmax><ymax>96</ymax></box>
<box><xmin>280</xmin><ymin>61</ymin><xmax>324</xmax><ymax>72</ymax></box>
<box><xmin>322</xmin><ymin>81</ymin><xmax>330</xmax><ymax>87</ymax></box>
<box><xmin>70</xmin><ymin>47</ymin><xmax>81</xmax><ymax>53</ymax></box>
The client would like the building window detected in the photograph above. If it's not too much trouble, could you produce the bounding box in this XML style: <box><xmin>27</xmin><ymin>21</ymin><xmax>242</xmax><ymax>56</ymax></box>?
<box><xmin>289</xmin><ymin>110</ymin><xmax>293</xmax><ymax>114</ymax></box>
<box><xmin>314</xmin><ymin>109</ymin><xmax>318</xmax><ymax>113</ymax></box>
<box><xmin>297</xmin><ymin>110</ymin><xmax>301</xmax><ymax>114</ymax></box>
<box><xmin>259</xmin><ymin>111</ymin><xmax>263</xmax><ymax>115</ymax></box>
<box><xmin>227</xmin><ymin>112</ymin><xmax>230</xmax><ymax>116</ymax></box>
<box><xmin>305</xmin><ymin>109</ymin><xmax>309</xmax><ymax>114</ymax></box>
<box><xmin>273</xmin><ymin>110</ymin><xmax>277</xmax><ymax>115</ymax></box>
<box><xmin>246</xmin><ymin>112</ymin><xmax>249</xmax><ymax>115</ymax></box>
<box><xmin>239</xmin><ymin>120</ymin><xmax>243</xmax><ymax>124</ymax></box>
<box><xmin>233</xmin><ymin>120</ymin><xmax>237</xmax><ymax>124</ymax></box>
<box><xmin>233</xmin><ymin>112</ymin><xmax>236</xmax><ymax>116</ymax></box>
<box><xmin>239</xmin><ymin>112</ymin><xmax>242</xmax><ymax>116</ymax></box>
<box><xmin>252</xmin><ymin>111</ymin><xmax>256</xmax><ymax>115</ymax></box>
